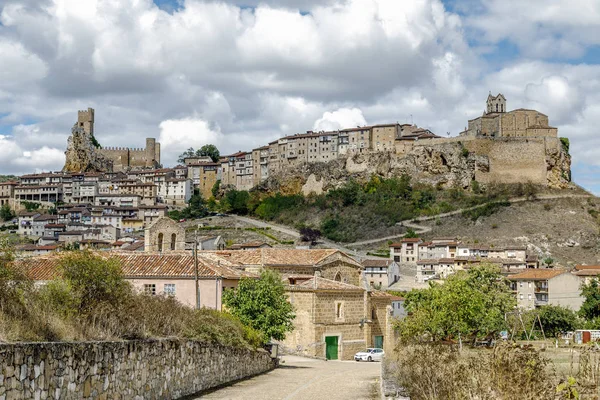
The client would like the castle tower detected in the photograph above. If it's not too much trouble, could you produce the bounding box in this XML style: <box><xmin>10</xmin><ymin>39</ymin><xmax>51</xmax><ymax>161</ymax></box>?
<box><xmin>77</xmin><ymin>107</ymin><xmax>95</xmax><ymax>135</ymax></box>
<box><xmin>486</xmin><ymin>93</ymin><xmax>506</xmax><ymax>114</ymax></box>
<box><xmin>145</xmin><ymin>138</ymin><xmax>156</xmax><ymax>167</ymax></box>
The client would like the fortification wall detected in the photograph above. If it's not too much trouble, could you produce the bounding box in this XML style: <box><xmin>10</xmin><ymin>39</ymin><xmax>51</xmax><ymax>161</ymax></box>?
<box><xmin>462</xmin><ymin>137</ymin><xmax>549</xmax><ymax>185</ymax></box>
<box><xmin>0</xmin><ymin>339</ymin><xmax>275</xmax><ymax>400</ymax></box>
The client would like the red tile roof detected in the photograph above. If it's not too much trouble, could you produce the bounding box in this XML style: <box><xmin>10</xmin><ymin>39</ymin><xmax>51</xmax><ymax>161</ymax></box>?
<box><xmin>16</xmin><ymin>252</ymin><xmax>257</xmax><ymax>281</ymax></box>
<box><xmin>508</xmin><ymin>269</ymin><xmax>568</xmax><ymax>281</ymax></box>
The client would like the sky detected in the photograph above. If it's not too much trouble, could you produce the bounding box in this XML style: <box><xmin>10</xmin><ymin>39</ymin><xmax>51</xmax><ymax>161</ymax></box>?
<box><xmin>0</xmin><ymin>0</ymin><xmax>599</xmax><ymax>191</ymax></box>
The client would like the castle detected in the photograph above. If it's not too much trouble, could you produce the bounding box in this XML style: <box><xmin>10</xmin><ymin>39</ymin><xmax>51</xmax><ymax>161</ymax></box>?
<box><xmin>76</xmin><ymin>108</ymin><xmax>161</xmax><ymax>172</ymax></box>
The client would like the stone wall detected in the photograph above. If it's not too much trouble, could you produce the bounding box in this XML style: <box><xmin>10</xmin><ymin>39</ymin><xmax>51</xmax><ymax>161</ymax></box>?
<box><xmin>0</xmin><ymin>339</ymin><xmax>275</xmax><ymax>400</ymax></box>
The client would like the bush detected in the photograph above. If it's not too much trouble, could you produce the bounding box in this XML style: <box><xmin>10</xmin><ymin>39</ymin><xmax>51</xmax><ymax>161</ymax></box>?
<box><xmin>1</xmin><ymin>250</ymin><xmax>263</xmax><ymax>347</ymax></box>
<box><xmin>392</xmin><ymin>343</ymin><xmax>556</xmax><ymax>400</ymax></box>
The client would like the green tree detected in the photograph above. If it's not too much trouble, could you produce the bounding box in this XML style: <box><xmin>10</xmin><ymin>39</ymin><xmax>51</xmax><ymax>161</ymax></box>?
<box><xmin>544</xmin><ymin>257</ymin><xmax>555</xmax><ymax>267</ymax></box>
<box><xmin>223</xmin><ymin>269</ymin><xmax>295</xmax><ymax>342</ymax></box>
<box><xmin>197</xmin><ymin>144</ymin><xmax>220</xmax><ymax>163</ymax></box>
<box><xmin>404</xmin><ymin>228</ymin><xmax>418</xmax><ymax>238</ymax></box>
<box><xmin>579</xmin><ymin>277</ymin><xmax>600</xmax><ymax>320</ymax></box>
<box><xmin>537</xmin><ymin>305</ymin><xmax>579</xmax><ymax>338</ymax></box>
<box><xmin>0</xmin><ymin>204</ymin><xmax>15</xmax><ymax>221</ymax></box>
<box><xmin>397</xmin><ymin>264</ymin><xmax>516</xmax><ymax>342</ymax></box>
<box><xmin>224</xmin><ymin>190</ymin><xmax>250</xmax><ymax>215</ymax></box>
<box><xmin>58</xmin><ymin>251</ymin><xmax>131</xmax><ymax>313</ymax></box>
<box><xmin>22</xmin><ymin>201</ymin><xmax>41</xmax><ymax>212</ymax></box>
<box><xmin>177</xmin><ymin>147</ymin><xmax>197</xmax><ymax>164</ymax></box>
<box><xmin>211</xmin><ymin>179</ymin><xmax>221</xmax><ymax>198</ymax></box>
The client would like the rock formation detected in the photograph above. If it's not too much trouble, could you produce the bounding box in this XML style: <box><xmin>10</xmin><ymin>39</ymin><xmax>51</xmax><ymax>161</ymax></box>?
<box><xmin>63</xmin><ymin>124</ymin><xmax>113</xmax><ymax>173</ymax></box>
<box><xmin>257</xmin><ymin>138</ymin><xmax>571</xmax><ymax>196</ymax></box>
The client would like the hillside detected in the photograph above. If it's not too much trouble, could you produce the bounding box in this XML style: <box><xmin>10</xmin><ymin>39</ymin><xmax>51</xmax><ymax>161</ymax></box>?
<box><xmin>355</xmin><ymin>195</ymin><xmax>600</xmax><ymax>268</ymax></box>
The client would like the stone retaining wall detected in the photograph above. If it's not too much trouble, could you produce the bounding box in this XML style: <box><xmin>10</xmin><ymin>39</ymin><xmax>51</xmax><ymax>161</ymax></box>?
<box><xmin>0</xmin><ymin>339</ymin><xmax>276</xmax><ymax>400</ymax></box>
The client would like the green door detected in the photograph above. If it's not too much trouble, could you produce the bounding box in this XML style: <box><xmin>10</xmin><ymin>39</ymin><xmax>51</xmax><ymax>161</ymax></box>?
<box><xmin>325</xmin><ymin>336</ymin><xmax>338</xmax><ymax>360</ymax></box>
<box><xmin>374</xmin><ymin>335</ymin><xmax>384</xmax><ymax>349</ymax></box>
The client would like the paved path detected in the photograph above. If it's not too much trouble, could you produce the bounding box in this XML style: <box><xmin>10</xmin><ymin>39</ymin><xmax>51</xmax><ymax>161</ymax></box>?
<box><xmin>197</xmin><ymin>355</ymin><xmax>380</xmax><ymax>400</ymax></box>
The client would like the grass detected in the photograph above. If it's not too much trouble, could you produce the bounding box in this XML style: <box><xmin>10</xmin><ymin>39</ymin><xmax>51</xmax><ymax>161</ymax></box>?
<box><xmin>0</xmin><ymin>250</ymin><xmax>264</xmax><ymax>349</ymax></box>
<box><xmin>389</xmin><ymin>342</ymin><xmax>600</xmax><ymax>400</ymax></box>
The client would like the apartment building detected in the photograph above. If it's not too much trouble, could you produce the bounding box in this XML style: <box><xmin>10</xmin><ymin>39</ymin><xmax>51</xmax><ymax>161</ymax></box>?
<box><xmin>509</xmin><ymin>270</ymin><xmax>584</xmax><ymax>311</ymax></box>
<box><xmin>163</xmin><ymin>178</ymin><xmax>193</xmax><ymax>206</ymax></box>
<box><xmin>14</xmin><ymin>185</ymin><xmax>63</xmax><ymax>208</ymax></box>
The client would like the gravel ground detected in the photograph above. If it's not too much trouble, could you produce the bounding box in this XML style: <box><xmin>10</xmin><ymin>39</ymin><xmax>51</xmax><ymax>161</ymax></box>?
<box><xmin>196</xmin><ymin>355</ymin><xmax>380</xmax><ymax>400</ymax></box>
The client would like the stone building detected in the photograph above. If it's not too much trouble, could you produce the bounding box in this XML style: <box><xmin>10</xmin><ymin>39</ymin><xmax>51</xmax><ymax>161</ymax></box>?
<box><xmin>0</xmin><ymin>181</ymin><xmax>17</xmax><ymax>207</ymax></box>
<box><xmin>462</xmin><ymin>94</ymin><xmax>558</xmax><ymax>138</ymax></box>
<box><xmin>187</xmin><ymin>162</ymin><xmax>219</xmax><ymax>199</ymax></box>
<box><xmin>209</xmin><ymin>248</ymin><xmax>363</xmax><ymax>285</ymax></box>
<box><xmin>282</xmin><ymin>276</ymin><xmax>394</xmax><ymax>360</ymax></box>
<box><xmin>75</xmin><ymin>108</ymin><xmax>161</xmax><ymax>171</ymax></box>
<box><xmin>144</xmin><ymin>216</ymin><xmax>186</xmax><ymax>252</ymax></box>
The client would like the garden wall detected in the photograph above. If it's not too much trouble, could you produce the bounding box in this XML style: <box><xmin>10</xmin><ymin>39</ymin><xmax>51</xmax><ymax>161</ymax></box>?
<box><xmin>0</xmin><ymin>339</ymin><xmax>275</xmax><ymax>399</ymax></box>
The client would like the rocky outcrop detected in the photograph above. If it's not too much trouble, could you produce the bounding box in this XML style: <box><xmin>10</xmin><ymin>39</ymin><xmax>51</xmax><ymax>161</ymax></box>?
<box><xmin>62</xmin><ymin>124</ymin><xmax>113</xmax><ymax>173</ymax></box>
<box><xmin>258</xmin><ymin>137</ymin><xmax>571</xmax><ymax>196</ymax></box>
<box><xmin>259</xmin><ymin>143</ymin><xmax>489</xmax><ymax>195</ymax></box>
<box><xmin>546</xmin><ymin>143</ymin><xmax>572</xmax><ymax>189</ymax></box>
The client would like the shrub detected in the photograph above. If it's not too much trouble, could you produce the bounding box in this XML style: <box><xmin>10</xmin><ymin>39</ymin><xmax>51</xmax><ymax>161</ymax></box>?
<box><xmin>392</xmin><ymin>343</ymin><xmax>556</xmax><ymax>400</ymax></box>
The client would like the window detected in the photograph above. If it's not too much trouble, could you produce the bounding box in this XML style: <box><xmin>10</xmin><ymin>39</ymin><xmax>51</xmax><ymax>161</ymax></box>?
<box><xmin>171</xmin><ymin>233</ymin><xmax>176</xmax><ymax>250</ymax></box>
<box><xmin>519</xmin><ymin>294</ymin><xmax>523</xmax><ymax>300</ymax></box>
<box><xmin>157</xmin><ymin>233</ymin><xmax>163</xmax><ymax>252</ymax></box>
<box><xmin>335</xmin><ymin>301</ymin><xmax>344</xmax><ymax>321</ymax></box>
<box><xmin>144</xmin><ymin>284</ymin><xmax>156</xmax><ymax>295</ymax></box>
<box><xmin>528</xmin><ymin>294</ymin><xmax>532</xmax><ymax>301</ymax></box>
<box><xmin>519</xmin><ymin>282</ymin><xmax>523</xmax><ymax>288</ymax></box>
<box><xmin>164</xmin><ymin>284</ymin><xmax>176</xmax><ymax>296</ymax></box>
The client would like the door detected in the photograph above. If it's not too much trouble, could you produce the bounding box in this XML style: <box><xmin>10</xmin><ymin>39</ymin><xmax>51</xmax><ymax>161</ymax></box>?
<box><xmin>325</xmin><ymin>336</ymin><xmax>338</xmax><ymax>360</ymax></box>
<box><xmin>374</xmin><ymin>335</ymin><xmax>384</xmax><ymax>350</ymax></box>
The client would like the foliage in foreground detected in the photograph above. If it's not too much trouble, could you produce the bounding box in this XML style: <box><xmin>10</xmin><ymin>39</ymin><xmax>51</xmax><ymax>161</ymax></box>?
<box><xmin>223</xmin><ymin>269</ymin><xmax>295</xmax><ymax>341</ymax></box>
<box><xmin>0</xmin><ymin>250</ymin><xmax>263</xmax><ymax>348</ymax></box>
<box><xmin>391</xmin><ymin>343</ymin><xmax>562</xmax><ymax>400</ymax></box>
<box><xmin>396</xmin><ymin>265</ymin><xmax>516</xmax><ymax>341</ymax></box>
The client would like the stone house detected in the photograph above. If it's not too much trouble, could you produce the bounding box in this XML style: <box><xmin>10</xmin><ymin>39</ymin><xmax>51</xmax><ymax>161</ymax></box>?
<box><xmin>361</xmin><ymin>259</ymin><xmax>400</xmax><ymax>289</ymax></box>
<box><xmin>144</xmin><ymin>217</ymin><xmax>186</xmax><ymax>252</ymax></box>
<box><xmin>0</xmin><ymin>180</ymin><xmax>17</xmax><ymax>207</ymax></box>
<box><xmin>281</xmin><ymin>276</ymin><xmax>394</xmax><ymax>360</ymax></box>
<box><xmin>187</xmin><ymin>162</ymin><xmax>219</xmax><ymax>199</ymax></box>
<box><xmin>508</xmin><ymin>269</ymin><xmax>584</xmax><ymax>311</ymax></box>
<box><xmin>207</xmin><ymin>248</ymin><xmax>363</xmax><ymax>286</ymax></box>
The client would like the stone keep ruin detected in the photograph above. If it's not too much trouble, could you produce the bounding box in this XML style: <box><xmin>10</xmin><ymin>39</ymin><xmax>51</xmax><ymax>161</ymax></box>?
<box><xmin>63</xmin><ymin>108</ymin><xmax>161</xmax><ymax>173</ymax></box>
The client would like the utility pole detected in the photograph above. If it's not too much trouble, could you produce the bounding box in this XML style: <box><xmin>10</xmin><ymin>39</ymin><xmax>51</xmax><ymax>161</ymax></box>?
<box><xmin>194</xmin><ymin>229</ymin><xmax>200</xmax><ymax>309</ymax></box>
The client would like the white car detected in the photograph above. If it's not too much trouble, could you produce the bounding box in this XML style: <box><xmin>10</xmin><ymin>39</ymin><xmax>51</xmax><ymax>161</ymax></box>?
<box><xmin>354</xmin><ymin>348</ymin><xmax>384</xmax><ymax>362</ymax></box>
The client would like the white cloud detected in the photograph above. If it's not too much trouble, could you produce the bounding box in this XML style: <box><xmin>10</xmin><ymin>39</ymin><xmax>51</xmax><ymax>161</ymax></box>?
<box><xmin>313</xmin><ymin>108</ymin><xmax>368</xmax><ymax>131</ymax></box>
<box><xmin>0</xmin><ymin>0</ymin><xmax>598</xmax><ymax>191</ymax></box>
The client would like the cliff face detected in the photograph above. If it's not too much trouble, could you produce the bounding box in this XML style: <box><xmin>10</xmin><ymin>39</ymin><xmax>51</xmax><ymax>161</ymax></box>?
<box><xmin>258</xmin><ymin>138</ymin><xmax>572</xmax><ymax>195</ymax></box>
<box><xmin>63</xmin><ymin>124</ymin><xmax>113</xmax><ymax>173</ymax></box>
